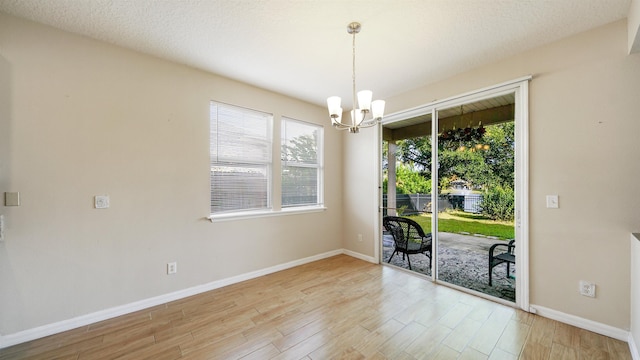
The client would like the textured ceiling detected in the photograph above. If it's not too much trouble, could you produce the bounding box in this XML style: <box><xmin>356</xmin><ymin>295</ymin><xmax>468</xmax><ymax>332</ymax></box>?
<box><xmin>0</xmin><ymin>0</ymin><xmax>632</xmax><ymax>109</ymax></box>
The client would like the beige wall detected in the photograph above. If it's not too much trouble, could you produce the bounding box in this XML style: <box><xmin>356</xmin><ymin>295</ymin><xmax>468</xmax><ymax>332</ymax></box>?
<box><xmin>342</xmin><ymin>126</ymin><xmax>381</xmax><ymax>258</ymax></box>
<box><xmin>2</xmin><ymin>10</ymin><xmax>640</xmax><ymax>340</ymax></box>
<box><xmin>344</xmin><ymin>19</ymin><xmax>640</xmax><ymax>330</ymax></box>
<box><xmin>0</xmin><ymin>13</ymin><xmax>344</xmax><ymax>336</ymax></box>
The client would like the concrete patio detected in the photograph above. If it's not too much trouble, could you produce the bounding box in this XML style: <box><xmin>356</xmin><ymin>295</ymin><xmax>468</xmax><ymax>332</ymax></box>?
<box><xmin>383</xmin><ymin>232</ymin><xmax>515</xmax><ymax>302</ymax></box>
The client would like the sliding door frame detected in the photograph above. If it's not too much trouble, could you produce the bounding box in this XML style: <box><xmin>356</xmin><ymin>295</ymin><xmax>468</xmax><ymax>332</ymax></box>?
<box><xmin>381</xmin><ymin>76</ymin><xmax>531</xmax><ymax>312</ymax></box>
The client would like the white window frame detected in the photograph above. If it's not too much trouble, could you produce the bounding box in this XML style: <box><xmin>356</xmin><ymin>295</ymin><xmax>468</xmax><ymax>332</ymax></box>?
<box><xmin>209</xmin><ymin>101</ymin><xmax>273</xmax><ymax>219</ymax></box>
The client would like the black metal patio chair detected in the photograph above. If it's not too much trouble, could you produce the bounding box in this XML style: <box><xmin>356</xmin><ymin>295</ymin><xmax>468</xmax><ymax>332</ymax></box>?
<box><xmin>383</xmin><ymin>216</ymin><xmax>432</xmax><ymax>270</ymax></box>
<box><xmin>489</xmin><ymin>239</ymin><xmax>515</xmax><ymax>286</ymax></box>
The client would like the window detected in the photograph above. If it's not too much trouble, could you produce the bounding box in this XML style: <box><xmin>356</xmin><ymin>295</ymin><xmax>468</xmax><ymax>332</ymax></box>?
<box><xmin>210</xmin><ymin>102</ymin><xmax>273</xmax><ymax>214</ymax></box>
<box><xmin>281</xmin><ymin>117</ymin><xmax>323</xmax><ymax>208</ymax></box>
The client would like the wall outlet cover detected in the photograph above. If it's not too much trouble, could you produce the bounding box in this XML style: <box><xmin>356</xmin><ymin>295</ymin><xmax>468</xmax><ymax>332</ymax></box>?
<box><xmin>4</xmin><ymin>192</ymin><xmax>20</xmax><ymax>206</ymax></box>
<box><xmin>167</xmin><ymin>262</ymin><xmax>177</xmax><ymax>275</ymax></box>
<box><xmin>579</xmin><ymin>280</ymin><xmax>596</xmax><ymax>297</ymax></box>
<box><xmin>95</xmin><ymin>195</ymin><xmax>110</xmax><ymax>209</ymax></box>
<box><xmin>546</xmin><ymin>195</ymin><xmax>559</xmax><ymax>208</ymax></box>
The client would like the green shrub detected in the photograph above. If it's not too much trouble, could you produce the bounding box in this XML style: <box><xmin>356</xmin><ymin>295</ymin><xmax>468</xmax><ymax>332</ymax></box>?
<box><xmin>383</xmin><ymin>163</ymin><xmax>431</xmax><ymax>194</ymax></box>
<box><xmin>480</xmin><ymin>185</ymin><xmax>514</xmax><ymax>221</ymax></box>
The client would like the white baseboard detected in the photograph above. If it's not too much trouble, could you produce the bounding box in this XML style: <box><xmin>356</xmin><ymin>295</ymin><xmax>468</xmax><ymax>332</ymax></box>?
<box><xmin>630</xmin><ymin>333</ymin><xmax>640</xmax><ymax>360</ymax></box>
<box><xmin>0</xmin><ymin>249</ymin><xmax>345</xmax><ymax>349</ymax></box>
<box><xmin>530</xmin><ymin>304</ymin><xmax>629</xmax><ymax>341</ymax></box>
<box><xmin>342</xmin><ymin>249</ymin><xmax>377</xmax><ymax>264</ymax></box>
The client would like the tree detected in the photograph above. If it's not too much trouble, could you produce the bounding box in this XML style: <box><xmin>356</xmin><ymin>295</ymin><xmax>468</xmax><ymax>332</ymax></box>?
<box><xmin>392</xmin><ymin>122</ymin><xmax>515</xmax><ymax>191</ymax></box>
<box><xmin>282</xmin><ymin>133</ymin><xmax>317</xmax><ymax>163</ymax></box>
<box><xmin>395</xmin><ymin>136</ymin><xmax>432</xmax><ymax>173</ymax></box>
<box><xmin>281</xmin><ymin>132</ymin><xmax>319</xmax><ymax>205</ymax></box>
<box><xmin>482</xmin><ymin>122</ymin><xmax>515</xmax><ymax>188</ymax></box>
<box><xmin>437</xmin><ymin>148</ymin><xmax>492</xmax><ymax>190</ymax></box>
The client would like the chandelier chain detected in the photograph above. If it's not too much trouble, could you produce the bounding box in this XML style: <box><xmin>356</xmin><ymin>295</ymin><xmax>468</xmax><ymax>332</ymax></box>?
<box><xmin>352</xmin><ymin>27</ymin><xmax>357</xmax><ymax>117</ymax></box>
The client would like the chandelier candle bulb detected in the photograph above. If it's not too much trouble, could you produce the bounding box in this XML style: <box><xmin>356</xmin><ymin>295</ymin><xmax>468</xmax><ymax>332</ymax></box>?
<box><xmin>327</xmin><ymin>96</ymin><xmax>341</xmax><ymax>117</ymax></box>
<box><xmin>372</xmin><ymin>100</ymin><xmax>385</xmax><ymax>119</ymax></box>
<box><xmin>358</xmin><ymin>90</ymin><xmax>372</xmax><ymax>110</ymax></box>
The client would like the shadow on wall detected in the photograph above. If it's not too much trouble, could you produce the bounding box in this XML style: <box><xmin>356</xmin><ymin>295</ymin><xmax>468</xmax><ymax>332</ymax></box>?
<box><xmin>0</xmin><ymin>56</ymin><xmax>11</xmax><ymax>194</ymax></box>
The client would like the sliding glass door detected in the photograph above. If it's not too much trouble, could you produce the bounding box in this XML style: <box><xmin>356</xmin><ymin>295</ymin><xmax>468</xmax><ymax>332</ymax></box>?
<box><xmin>382</xmin><ymin>113</ymin><xmax>434</xmax><ymax>276</ymax></box>
<box><xmin>381</xmin><ymin>78</ymin><xmax>529</xmax><ymax>309</ymax></box>
<box><xmin>435</xmin><ymin>102</ymin><xmax>516</xmax><ymax>302</ymax></box>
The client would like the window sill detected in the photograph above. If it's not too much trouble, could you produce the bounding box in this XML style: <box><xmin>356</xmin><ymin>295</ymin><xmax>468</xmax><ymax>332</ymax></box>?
<box><xmin>208</xmin><ymin>206</ymin><xmax>326</xmax><ymax>222</ymax></box>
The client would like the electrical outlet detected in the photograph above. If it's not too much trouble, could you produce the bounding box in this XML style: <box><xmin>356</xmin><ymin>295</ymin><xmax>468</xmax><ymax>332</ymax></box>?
<box><xmin>358</xmin><ymin>233</ymin><xmax>363</xmax><ymax>242</ymax></box>
<box><xmin>167</xmin><ymin>262</ymin><xmax>177</xmax><ymax>275</ymax></box>
<box><xmin>579</xmin><ymin>280</ymin><xmax>596</xmax><ymax>297</ymax></box>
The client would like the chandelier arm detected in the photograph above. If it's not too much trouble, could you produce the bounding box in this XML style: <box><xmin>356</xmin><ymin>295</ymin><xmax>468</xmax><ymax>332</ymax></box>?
<box><xmin>332</xmin><ymin>121</ymin><xmax>353</xmax><ymax>130</ymax></box>
<box><xmin>358</xmin><ymin>120</ymin><xmax>379</xmax><ymax>128</ymax></box>
<box><xmin>335</xmin><ymin>111</ymin><xmax>378</xmax><ymax>129</ymax></box>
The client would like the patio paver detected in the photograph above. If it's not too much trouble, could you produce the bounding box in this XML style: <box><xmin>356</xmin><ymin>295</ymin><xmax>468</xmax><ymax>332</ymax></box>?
<box><xmin>383</xmin><ymin>232</ymin><xmax>515</xmax><ymax>301</ymax></box>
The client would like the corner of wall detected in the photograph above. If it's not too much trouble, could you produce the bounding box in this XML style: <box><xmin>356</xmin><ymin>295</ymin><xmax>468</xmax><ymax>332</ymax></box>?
<box><xmin>629</xmin><ymin>0</ymin><xmax>640</xmax><ymax>54</ymax></box>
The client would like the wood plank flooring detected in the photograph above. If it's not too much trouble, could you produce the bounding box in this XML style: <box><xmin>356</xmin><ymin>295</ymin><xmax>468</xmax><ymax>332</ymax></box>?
<box><xmin>0</xmin><ymin>255</ymin><xmax>632</xmax><ymax>359</ymax></box>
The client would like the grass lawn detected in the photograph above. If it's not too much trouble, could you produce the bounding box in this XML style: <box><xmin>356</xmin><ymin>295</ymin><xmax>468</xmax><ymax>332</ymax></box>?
<box><xmin>406</xmin><ymin>210</ymin><xmax>515</xmax><ymax>239</ymax></box>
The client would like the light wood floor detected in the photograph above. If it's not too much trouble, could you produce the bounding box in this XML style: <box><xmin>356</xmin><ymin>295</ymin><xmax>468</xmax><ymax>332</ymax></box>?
<box><xmin>0</xmin><ymin>255</ymin><xmax>632</xmax><ymax>359</ymax></box>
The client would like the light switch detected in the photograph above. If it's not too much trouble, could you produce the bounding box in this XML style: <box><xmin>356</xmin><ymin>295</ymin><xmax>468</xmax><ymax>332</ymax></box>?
<box><xmin>4</xmin><ymin>192</ymin><xmax>20</xmax><ymax>206</ymax></box>
<box><xmin>546</xmin><ymin>195</ymin><xmax>559</xmax><ymax>208</ymax></box>
<box><xmin>95</xmin><ymin>195</ymin><xmax>110</xmax><ymax>209</ymax></box>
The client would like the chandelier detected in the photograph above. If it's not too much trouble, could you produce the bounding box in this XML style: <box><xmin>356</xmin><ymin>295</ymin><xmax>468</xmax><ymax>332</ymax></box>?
<box><xmin>438</xmin><ymin>106</ymin><xmax>489</xmax><ymax>152</ymax></box>
<box><xmin>326</xmin><ymin>22</ymin><xmax>385</xmax><ymax>133</ymax></box>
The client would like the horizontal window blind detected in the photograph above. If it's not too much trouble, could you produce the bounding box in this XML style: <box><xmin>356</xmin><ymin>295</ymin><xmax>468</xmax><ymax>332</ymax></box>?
<box><xmin>210</xmin><ymin>102</ymin><xmax>272</xmax><ymax>214</ymax></box>
<box><xmin>281</xmin><ymin>117</ymin><xmax>323</xmax><ymax>207</ymax></box>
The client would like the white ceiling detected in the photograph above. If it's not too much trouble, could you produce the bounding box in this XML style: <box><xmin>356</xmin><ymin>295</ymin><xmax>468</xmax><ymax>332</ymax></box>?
<box><xmin>0</xmin><ymin>0</ymin><xmax>632</xmax><ymax>108</ymax></box>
